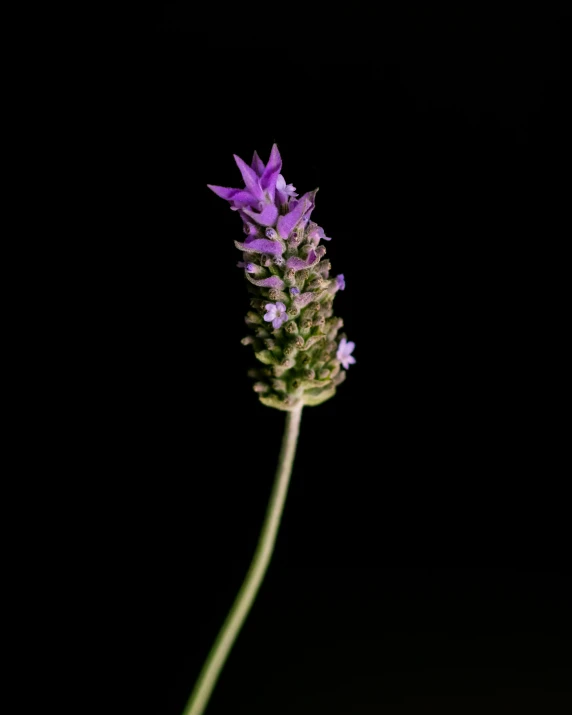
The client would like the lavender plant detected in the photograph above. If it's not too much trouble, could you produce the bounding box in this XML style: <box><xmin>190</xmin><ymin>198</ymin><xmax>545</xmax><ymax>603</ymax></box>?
<box><xmin>182</xmin><ymin>145</ymin><xmax>355</xmax><ymax>715</ymax></box>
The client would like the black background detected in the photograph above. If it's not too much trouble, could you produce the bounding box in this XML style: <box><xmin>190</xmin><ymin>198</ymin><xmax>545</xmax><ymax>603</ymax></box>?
<box><xmin>100</xmin><ymin>9</ymin><xmax>571</xmax><ymax>714</ymax></box>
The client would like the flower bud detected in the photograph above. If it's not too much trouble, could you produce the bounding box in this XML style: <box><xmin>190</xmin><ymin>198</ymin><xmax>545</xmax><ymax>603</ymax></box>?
<box><xmin>283</xmin><ymin>344</ymin><xmax>297</xmax><ymax>358</ymax></box>
<box><xmin>300</xmin><ymin>318</ymin><xmax>313</xmax><ymax>335</ymax></box>
<box><xmin>284</xmin><ymin>269</ymin><xmax>296</xmax><ymax>287</ymax></box>
<box><xmin>246</xmin><ymin>311</ymin><xmax>262</xmax><ymax>325</ymax></box>
<box><xmin>268</xmin><ymin>288</ymin><xmax>288</xmax><ymax>302</ymax></box>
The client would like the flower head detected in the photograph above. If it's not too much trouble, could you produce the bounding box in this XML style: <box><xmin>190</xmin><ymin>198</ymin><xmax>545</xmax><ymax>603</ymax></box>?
<box><xmin>208</xmin><ymin>146</ymin><xmax>353</xmax><ymax>410</ymax></box>
<box><xmin>263</xmin><ymin>302</ymin><xmax>287</xmax><ymax>330</ymax></box>
<box><xmin>336</xmin><ymin>338</ymin><xmax>356</xmax><ymax>369</ymax></box>
<box><xmin>207</xmin><ymin>145</ymin><xmax>285</xmax><ymax>227</ymax></box>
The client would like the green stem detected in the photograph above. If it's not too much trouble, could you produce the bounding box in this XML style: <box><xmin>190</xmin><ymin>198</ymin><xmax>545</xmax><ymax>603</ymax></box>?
<box><xmin>182</xmin><ymin>405</ymin><xmax>303</xmax><ymax>715</ymax></box>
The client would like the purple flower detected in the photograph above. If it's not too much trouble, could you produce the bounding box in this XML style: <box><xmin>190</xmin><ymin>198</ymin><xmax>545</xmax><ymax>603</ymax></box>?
<box><xmin>264</xmin><ymin>302</ymin><xmax>287</xmax><ymax>330</ymax></box>
<box><xmin>276</xmin><ymin>174</ymin><xmax>298</xmax><ymax>205</ymax></box>
<box><xmin>336</xmin><ymin>338</ymin><xmax>356</xmax><ymax>369</ymax></box>
<box><xmin>207</xmin><ymin>145</ymin><xmax>286</xmax><ymax>227</ymax></box>
<box><xmin>307</xmin><ymin>222</ymin><xmax>332</xmax><ymax>243</ymax></box>
<box><xmin>289</xmin><ymin>287</ymin><xmax>300</xmax><ymax>295</ymax></box>
<box><xmin>336</xmin><ymin>274</ymin><xmax>345</xmax><ymax>291</ymax></box>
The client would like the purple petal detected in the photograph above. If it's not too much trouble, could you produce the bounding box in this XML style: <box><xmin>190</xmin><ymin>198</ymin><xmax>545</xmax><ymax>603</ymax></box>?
<box><xmin>307</xmin><ymin>249</ymin><xmax>317</xmax><ymax>264</ymax></box>
<box><xmin>228</xmin><ymin>191</ymin><xmax>261</xmax><ymax>209</ymax></box>
<box><xmin>276</xmin><ymin>302</ymin><xmax>286</xmax><ymax>312</ymax></box>
<box><xmin>257</xmin><ymin>276</ymin><xmax>285</xmax><ymax>288</ymax></box>
<box><xmin>260</xmin><ymin>145</ymin><xmax>282</xmax><ymax>203</ymax></box>
<box><xmin>260</xmin><ymin>144</ymin><xmax>282</xmax><ymax>190</ymax></box>
<box><xmin>300</xmin><ymin>190</ymin><xmax>317</xmax><ymax>220</ymax></box>
<box><xmin>293</xmin><ymin>292</ymin><xmax>315</xmax><ymax>308</ymax></box>
<box><xmin>251</xmin><ymin>150</ymin><xmax>265</xmax><ymax>177</ymax></box>
<box><xmin>263</xmin><ymin>312</ymin><xmax>275</xmax><ymax>322</ymax></box>
<box><xmin>234</xmin><ymin>238</ymin><xmax>284</xmax><ymax>255</ymax></box>
<box><xmin>277</xmin><ymin>197</ymin><xmax>309</xmax><ymax>239</ymax></box>
<box><xmin>207</xmin><ymin>184</ymin><xmax>241</xmax><ymax>201</ymax></box>
<box><xmin>272</xmin><ymin>316</ymin><xmax>283</xmax><ymax>330</ymax></box>
<box><xmin>285</xmin><ymin>256</ymin><xmax>309</xmax><ymax>271</ymax></box>
<box><xmin>233</xmin><ymin>154</ymin><xmax>264</xmax><ymax>200</ymax></box>
<box><xmin>246</xmin><ymin>274</ymin><xmax>285</xmax><ymax>289</ymax></box>
<box><xmin>243</xmin><ymin>203</ymin><xmax>279</xmax><ymax>227</ymax></box>
<box><xmin>345</xmin><ymin>341</ymin><xmax>355</xmax><ymax>354</ymax></box>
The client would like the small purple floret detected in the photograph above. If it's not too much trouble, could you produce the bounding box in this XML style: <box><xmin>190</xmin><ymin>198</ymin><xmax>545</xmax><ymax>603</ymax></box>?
<box><xmin>336</xmin><ymin>274</ymin><xmax>346</xmax><ymax>291</ymax></box>
<box><xmin>276</xmin><ymin>174</ymin><xmax>298</xmax><ymax>205</ymax></box>
<box><xmin>307</xmin><ymin>223</ymin><xmax>332</xmax><ymax>243</ymax></box>
<box><xmin>263</xmin><ymin>302</ymin><xmax>287</xmax><ymax>330</ymax></box>
<box><xmin>289</xmin><ymin>287</ymin><xmax>300</xmax><ymax>295</ymax></box>
<box><xmin>336</xmin><ymin>338</ymin><xmax>356</xmax><ymax>369</ymax></box>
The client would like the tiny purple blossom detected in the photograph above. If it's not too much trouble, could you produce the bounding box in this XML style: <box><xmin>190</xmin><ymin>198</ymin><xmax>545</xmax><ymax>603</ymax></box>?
<box><xmin>275</xmin><ymin>174</ymin><xmax>298</xmax><ymax>205</ymax></box>
<box><xmin>336</xmin><ymin>274</ymin><xmax>346</xmax><ymax>291</ymax></box>
<box><xmin>336</xmin><ymin>338</ymin><xmax>356</xmax><ymax>369</ymax></box>
<box><xmin>263</xmin><ymin>302</ymin><xmax>287</xmax><ymax>330</ymax></box>
<box><xmin>289</xmin><ymin>287</ymin><xmax>300</xmax><ymax>295</ymax></box>
<box><xmin>307</xmin><ymin>223</ymin><xmax>332</xmax><ymax>242</ymax></box>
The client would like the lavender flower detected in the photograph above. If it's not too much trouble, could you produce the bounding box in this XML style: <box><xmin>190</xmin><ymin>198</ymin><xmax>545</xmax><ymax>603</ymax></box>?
<box><xmin>208</xmin><ymin>144</ymin><xmax>354</xmax><ymax>410</ymax></box>
<box><xmin>336</xmin><ymin>338</ymin><xmax>356</xmax><ymax>369</ymax></box>
<box><xmin>276</xmin><ymin>174</ymin><xmax>298</xmax><ymax>205</ymax></box>
<box><xmin>192</xmin><ymin>146</ymin><xmax>357</xmax><ymax>715</ymax></box>
<box><xmin>264</xmin><ymin>302</ymin><xmax>287</xmax><ymax>330</ymax></box>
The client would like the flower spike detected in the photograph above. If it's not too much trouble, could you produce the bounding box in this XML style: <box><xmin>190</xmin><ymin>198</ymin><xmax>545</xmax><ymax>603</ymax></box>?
<box><xmin>208</xmin><ymin>145</ymin><xmax>354</xmax><ymax>410</ymax></box>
